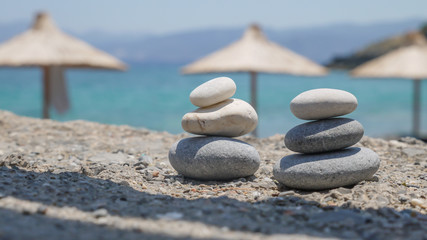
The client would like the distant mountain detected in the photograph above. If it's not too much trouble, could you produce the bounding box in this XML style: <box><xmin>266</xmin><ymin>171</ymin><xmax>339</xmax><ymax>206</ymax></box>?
<box><xmin>327</xmin><ymin>31</ymin><xmax>427</xmax><ymax>69</ymax></box>
<box><xmin>0</xmin><ymin>18</ymin><xmax>425</xmax><ymax>65</ymax></box>
<box><xmin>267</xmin><ymin>19</ymin><xmax>424</xmax><ymax>64</ymax></box>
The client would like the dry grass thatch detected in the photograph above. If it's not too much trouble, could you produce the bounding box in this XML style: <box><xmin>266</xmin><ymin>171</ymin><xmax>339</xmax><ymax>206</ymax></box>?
<box><xmin>0</xmin><ymin>12</ymin><xmax>126</xmax><ymax>70</ymax></box>
<box><xmin>352</xmin><ymin>43</ymin><xmax>427</xmax><ymax>80</ymax></box>
<box><xmin>182</xmin><ymin>24</ymin><xmax>327</xmax><ymax>76</ymax></box>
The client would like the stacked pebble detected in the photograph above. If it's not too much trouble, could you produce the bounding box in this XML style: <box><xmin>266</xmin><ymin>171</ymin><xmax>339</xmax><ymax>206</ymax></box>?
<box><xmin>273</xmin><ymin>88</ymin><xmax>380</xmax><ymax>190</ymax></box>
<box><xmin>169</xmin><ymin>77</ymin><xmax>260</xmax><ymax>180</ymax></box>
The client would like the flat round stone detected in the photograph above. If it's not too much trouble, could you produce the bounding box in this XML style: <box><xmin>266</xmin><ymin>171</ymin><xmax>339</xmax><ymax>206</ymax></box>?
<box><xmin>190</xmin><ymin>77</ymin><xmax>236</xmax><ymax>107</ymax></box>
<box><xmin>273</xmin><ymin>147</ymin><xmax>380</xmax><ymax>190</ymax></box>
<box><xmin>169</xmin><ymin>136</ymin><xmax>260</xmax><ymax>180</ymax></box>
<box><xmin>290</xmin><ymin>88</ymin><xmax>358</xmax><ymax>120</ymax></box>
<box><xmin>285</xmin><ymin>118</ymin><xmax>364</xmax><ymax>153</ymax></box>
<box><xmin>182</xmin><ymin>98</ymin><xmax>257</xmax><ymax>137</ymax></box>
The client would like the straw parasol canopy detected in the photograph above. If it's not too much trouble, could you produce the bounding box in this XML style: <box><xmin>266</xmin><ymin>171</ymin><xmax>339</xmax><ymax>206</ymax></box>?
<box><xmin>182</xmin><ymin>24</ymin><xmax>327</xmax><ymax>136</ymax></box>
<box><xmin>0</xmin><ymin>12</ymin><xmax>126</xmax><ymax>118</ymax></box>
<box><xmin>351</xmin><ymin>32</ymin><xmax>427</xmax><ymax>138</ymax></box>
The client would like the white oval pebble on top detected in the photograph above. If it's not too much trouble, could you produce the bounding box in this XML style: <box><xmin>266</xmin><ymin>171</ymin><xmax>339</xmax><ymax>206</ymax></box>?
<box><xmin>190</xmin><ymin>77</ymin><xmax>236</xmax><ymax>107</ymax></box>
<box><xmin>290</xmin><ymin>88</ymin><xmax>358</xmax><ymax>120</ymax></box>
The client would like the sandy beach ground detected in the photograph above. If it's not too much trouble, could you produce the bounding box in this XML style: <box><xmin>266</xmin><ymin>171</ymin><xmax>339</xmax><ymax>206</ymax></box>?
<box><xmin>0</xmin><ymin>110</ymin><xmax>425</xmax><ymax>239</ymax></box>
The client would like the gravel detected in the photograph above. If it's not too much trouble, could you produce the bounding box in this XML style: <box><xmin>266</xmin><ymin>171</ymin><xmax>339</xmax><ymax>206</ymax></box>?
<box><xmin>0</xmin><ymin>110</ymin><xmax>426</xmax><ymax>240</ymax></box>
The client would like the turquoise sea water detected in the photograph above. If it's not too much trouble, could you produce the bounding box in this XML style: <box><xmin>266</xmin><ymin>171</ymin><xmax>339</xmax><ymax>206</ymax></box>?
<box><xmin>0</xmin><ymin>65</ymin><xmax>426</xmax><ymax>138</ymax></box>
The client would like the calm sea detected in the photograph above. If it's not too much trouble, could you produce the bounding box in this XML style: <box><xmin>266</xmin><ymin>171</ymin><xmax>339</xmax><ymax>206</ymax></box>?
<box><xmin>0</xmin><ymin>65</ymin><xmax>425</xmax><ymax>138</ymax></box>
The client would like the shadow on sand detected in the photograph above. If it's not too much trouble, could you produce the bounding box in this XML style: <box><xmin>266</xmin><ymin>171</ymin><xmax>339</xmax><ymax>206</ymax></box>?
<box><xmin>0</xmin><ymin>166</ymin><xmax>425</xmax><ymax>239</ymax></box>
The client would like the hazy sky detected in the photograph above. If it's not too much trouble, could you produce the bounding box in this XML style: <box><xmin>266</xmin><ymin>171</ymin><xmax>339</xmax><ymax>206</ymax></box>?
<box><xmin>1</xmin><ymin>0</ymin><xmax>427</xmax><ymax>34</ymax></box>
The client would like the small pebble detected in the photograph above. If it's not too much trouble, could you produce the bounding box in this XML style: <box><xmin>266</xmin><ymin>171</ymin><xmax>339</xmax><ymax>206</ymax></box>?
<box><xmin>398</xmin><ymin>195</ymin><xmax>409</xmax><ymax>203</ymax></box>
<box><xmin>93</xmin><ymin>208</ymin><xmax>109</xmax><ymax>218</ymax></box>
<box><xmin>152</xmin><ymin>171</ymin><xmax>160</xmax><ymax>177</ymax></box>
<box><xmin>238</xmin><ymin>178</ymin><xmax>247</xmax><ymax>182</ymax></box>
<box><xmin>137</xmin><ymin>154</ymin><xmax>153</xmax><ymax>167</ymax></box>
<box><xmin>252</xmin><ymin>191</ymin><xmax>261</xmax><ymax>199</ymax></box>
<box><xmin>366</xmin><ymin>176</ymin><xmax>379</xmax><ymax>182</ymax></box>
<box><xmin>156</xmin><ymin>212</ymin><xmax>184</xmax><ymax>220</ymax></box>
<box><xmin>336</xmin><ymin>187</ymin><xmax>352</xmax><ymax>194</ymax></box>
<box><xmin>278</xmin><ymin>191</ymin><xmax>295</xmax><ymax>197</ymax></box>
<box><xmin>36</xmin><ymin>206</ymin><xmax>48</xmax><ymax>215</ymax></box>
<box><xmin>410</xmin><ymin>199</ymin><xmax>427</xmax><ymax>209</ymax></box>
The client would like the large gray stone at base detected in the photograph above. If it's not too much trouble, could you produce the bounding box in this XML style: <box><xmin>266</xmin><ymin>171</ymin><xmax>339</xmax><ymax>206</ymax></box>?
<box><xmin>273</xmin><ymin>147</ymin><xmax>380</xmax><ymax>190</ymax></box>
<box><xmin>285</xmin><ymin>118</ymin><xmax>364</xmax><ymax>153</ymax></box>
<box><xmin>169</xmin><ymin>136</ymin><xmax>260</xmax><ymax>180</ymax></box>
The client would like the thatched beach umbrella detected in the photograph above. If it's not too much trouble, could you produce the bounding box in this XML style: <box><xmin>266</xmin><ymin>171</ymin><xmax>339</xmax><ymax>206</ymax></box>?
<box><xmin>182</xmin><ymin>24</ymin><xmax>327</xmax><ymax>136</ymax></box>
<box><xmin>351</xmin><ymin>32</ymin><xmax>427</xmax><ymax>138</ymax></box>
<box><xmin>0</xmin><ymin>12</ymin><xmax>126</xmax><ymax>118</ymax></box>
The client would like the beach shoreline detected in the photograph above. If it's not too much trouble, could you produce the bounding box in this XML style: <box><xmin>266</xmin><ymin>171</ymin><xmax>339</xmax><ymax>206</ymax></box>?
<box><xmin>0</xmin><ymin>110</ymin><xmax>426</xmax><ymax>239</ymax></box>
<box><xmin>1</xmin><ymin>67</ymin><xmax>426</xmax><ymax>139</ymax></box>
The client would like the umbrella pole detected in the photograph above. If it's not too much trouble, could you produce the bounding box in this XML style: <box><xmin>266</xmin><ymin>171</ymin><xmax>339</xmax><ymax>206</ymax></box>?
<box><xmin>250</xmin><ymin>71</ymin><xmax>258</xmax><ymax>137</ymax></box>
<box><xmin>42</xmin><ymin>66</ymin><xmax>50</xmax><ymax>119</ymax></box>
<box><xmin>413</xmin><ymin>79</ymin><xmax>421</xmax><ymax>138</ymax></box>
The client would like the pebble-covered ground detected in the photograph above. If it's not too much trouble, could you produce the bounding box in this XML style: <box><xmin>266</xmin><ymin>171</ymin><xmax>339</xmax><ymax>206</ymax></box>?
<box><xmin>0</xmin><ymin>110</ymin><xmax>426</xmax><ymax>240</ymax></box>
